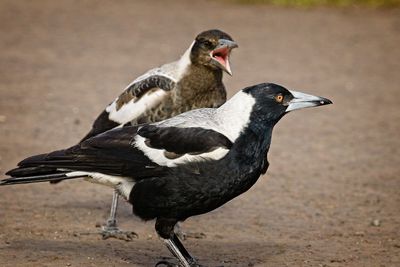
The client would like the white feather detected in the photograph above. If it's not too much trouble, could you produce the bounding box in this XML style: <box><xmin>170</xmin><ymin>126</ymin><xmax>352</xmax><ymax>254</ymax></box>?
<box><xmin>176</xmin><ymin>41</ymin><xmax>194</xmax><ymax>79</ymax></box>
<box><xmin>65</xmin><ymin>171</ymin><xmax>134</xmax><ymax>200</ymax></box>
<box><xmin>212</xmin><ymin>91</ymin><xmax>255</xmax><ymax>142</ymax></box>
<box><xmin>106</xmin><ymin>89</ymin><xmax>167</xmax><ymax>124</ymax></box>
<box><xmin>134</xmin><ymin>135</ymin><xmax>229</xmax><ymax>167</ymax></box>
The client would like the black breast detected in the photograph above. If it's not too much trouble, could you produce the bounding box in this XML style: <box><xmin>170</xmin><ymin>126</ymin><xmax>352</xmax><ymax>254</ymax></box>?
<box><xmin>130</xmin><ymin>126</ymin><xmax>271</xmax><ymax>222</ymax></box>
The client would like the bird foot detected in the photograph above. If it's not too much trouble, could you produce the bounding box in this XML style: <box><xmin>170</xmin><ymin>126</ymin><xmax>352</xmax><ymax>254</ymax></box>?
<box><xmin>76</xmin><ymin>227</ymin><xmax>138</xmax><ymax>241</ymax></box>
<box><xmin>100</xmin><ymin>225</ymin><xmax>138</xmax><ymax>241</ymax></box>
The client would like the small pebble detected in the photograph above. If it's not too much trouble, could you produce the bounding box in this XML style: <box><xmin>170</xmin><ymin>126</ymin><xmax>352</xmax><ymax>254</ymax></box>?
<box><xmin>371</xmin><ymin>219</ymin><xmax>381</xmax><ymax>227</ymax></box>
<box><xmin>0</xmin><ymin>115</ymin><xmax>6</xmax><ymax>123</ymax></box>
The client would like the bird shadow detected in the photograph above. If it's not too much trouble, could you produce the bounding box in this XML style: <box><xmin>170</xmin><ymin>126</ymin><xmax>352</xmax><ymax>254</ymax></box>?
<box><xmin>3</xmin><ymin>237</ymin><xmax>288</xmax><ymax>266</ymax></box>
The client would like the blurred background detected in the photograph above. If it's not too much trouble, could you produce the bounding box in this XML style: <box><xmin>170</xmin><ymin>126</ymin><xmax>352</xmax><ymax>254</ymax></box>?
<box><xmin>0</xmin><ymin>0</ymin><xmax>399</xmax><ymax>266</ymax></box>
<box><xmin>237</xmin><ymin>0</ymin><xmax>400</xmax><ymax>7</ymax></box>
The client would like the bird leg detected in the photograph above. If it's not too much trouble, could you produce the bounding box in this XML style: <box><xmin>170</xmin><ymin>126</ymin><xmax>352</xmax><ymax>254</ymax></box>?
<box><xmin>81</xmin><ymin>175</ymin><xmax>138</xmax><ymax>241</ymax></box>
<box><xmin>100</xmin><ymin>189</ymin><xmax>138</xmax><ymax>241</ymax></box>
<box><xmin>159</xmin><ymin>234</ymin><xmax>199</xmax><ymax>267</ymax></box>
<box><xmin>105</xmin><ymin>189</ymin><xmax>119</xmax><ymax>228</ymax></box>
<box><xmin>156</xmin><ymin>218</ymin><xmax>199</xmax><ymax>267</ymax></box>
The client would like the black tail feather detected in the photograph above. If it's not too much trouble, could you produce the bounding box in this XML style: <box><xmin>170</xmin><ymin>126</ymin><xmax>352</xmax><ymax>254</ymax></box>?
<box><xmin>6</xmin><ymin>166</ymin><xmax>60</xmax><ymax>177</ymax></box>
<box><xmin>0</xmin><ymin>173</ymin><xmax>87</xmax><ymax>186</ymax></box>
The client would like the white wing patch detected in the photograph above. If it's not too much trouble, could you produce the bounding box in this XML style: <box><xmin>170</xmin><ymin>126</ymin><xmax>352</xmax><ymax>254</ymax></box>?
<box><xmin>134</xmin><ymin>135</ymin><xmax>229</xmax><ymax>167</ymax></box>
<box><xmin>106</xmin><ymin>89</ymin><xmax>168</xmax><ymax>124</ymax></box>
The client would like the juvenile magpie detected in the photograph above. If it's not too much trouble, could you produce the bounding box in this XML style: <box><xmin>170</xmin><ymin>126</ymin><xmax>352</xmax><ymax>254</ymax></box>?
<box><xmin>67</xmin><ymin>29</ymin><xmax>237</xmax><ymax>239</ymax></box>
<box><xmin>1</xmin><ymin>83</ymin><xmax>331</xmax><ymax>267</ymax></box>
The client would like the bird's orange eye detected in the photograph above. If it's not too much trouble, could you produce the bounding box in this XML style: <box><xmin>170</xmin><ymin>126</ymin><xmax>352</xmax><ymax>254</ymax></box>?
<box><xmin>275</xmin><ymin>94</ymin><xmax>284</xmax><ymax>103</ymax></box>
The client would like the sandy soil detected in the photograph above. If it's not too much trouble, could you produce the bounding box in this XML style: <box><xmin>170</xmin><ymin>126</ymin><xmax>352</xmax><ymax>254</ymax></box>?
<box><xmin>0</xmin><ymin>0</ymin><xmax>399</xmax><ymax>266</ymax></box>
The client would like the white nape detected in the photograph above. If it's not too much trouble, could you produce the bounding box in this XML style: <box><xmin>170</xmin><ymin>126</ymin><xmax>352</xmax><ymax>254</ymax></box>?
<box><xmin>176</xmin><ymin>41</ymin><xmax>194</xmax><ymax>79</ymax></box>
<box><xmin>213</xmin><ymin>90</ymin><xmax>255</xmax><ymax>142</ymax></box>
<box><xmin>154</xmin><ymin>90</ymin><xmax>255</xmax><ymax>144</ymax></box>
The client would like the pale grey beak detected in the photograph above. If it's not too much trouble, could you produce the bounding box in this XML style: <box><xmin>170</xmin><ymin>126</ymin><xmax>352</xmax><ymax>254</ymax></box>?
<box><xmin>286</xmin><ymin>90</ymin><xmax>332</xmax><ymax>112</ymax></box>
<box><xmin>216</xmin><ymin>39</ymin><xmax>238</xmax><ymax>50</ymax></box>
<box><xmin>210</xmin><ymin>39</ymin><xmax>238</xmax><ymax>76</ymax></box>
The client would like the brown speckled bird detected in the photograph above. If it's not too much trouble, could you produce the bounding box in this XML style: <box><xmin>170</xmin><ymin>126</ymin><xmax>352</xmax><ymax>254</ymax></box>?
<box><xmin>78</xmin><ymin>29</ymin><xmax>237</xmax><ymax>240</ymax></box>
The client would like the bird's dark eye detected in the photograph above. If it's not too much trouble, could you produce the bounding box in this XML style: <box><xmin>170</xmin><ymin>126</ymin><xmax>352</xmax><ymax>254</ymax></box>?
<box><xmin>275</xmin><ymin>94</ymin><xmax>284</xmax><ymax>103</ymax></box>
<box><xmin>203</xmin><ymin>40</ymin><xmax>214</xmax><ymax>48</ymax></box>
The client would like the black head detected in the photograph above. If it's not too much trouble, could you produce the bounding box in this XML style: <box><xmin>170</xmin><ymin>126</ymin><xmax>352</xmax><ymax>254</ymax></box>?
<box><xmin>243</xmin><ymin>83</ymin><xmax>332</xmax><ymax>125</ymax></box>
<box><xmin>190</xmin><ymin>29</ymin><xmax>238</xmax><ymax>75</ymax></box>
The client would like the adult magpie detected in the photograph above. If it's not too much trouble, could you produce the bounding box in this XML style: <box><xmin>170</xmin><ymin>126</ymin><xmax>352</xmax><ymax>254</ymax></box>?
<box><xmin>65</xmin><ymin>29</ymin><xmax>238</xmax><ymax>239</ymax></box>
<box><xmin>1</xmin><ymin>83</ymin><xmax>331</xmax><ymax>267</ymax></box>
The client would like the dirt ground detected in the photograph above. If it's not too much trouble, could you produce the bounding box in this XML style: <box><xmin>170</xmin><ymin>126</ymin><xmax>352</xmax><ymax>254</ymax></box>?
<box><xmin>0</xmin><ymin>0</ymin><xmax>399</xmax><ymax>266</ymax></box>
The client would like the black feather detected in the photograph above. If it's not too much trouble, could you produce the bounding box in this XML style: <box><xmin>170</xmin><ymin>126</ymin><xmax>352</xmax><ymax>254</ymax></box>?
<box><xmin>130</xmin><ymin>125</ymin><xmax>272</xmax><ymax>221</ymax></box>
<box><xmin>81</xmin><ymin>110</ymin><xmax>119</xmax><ymax>141</ymax></box>
<box><xmin>125</xmin><ymin>75</ymin><xmax>175</xmax><ymax>99</ymax></box>
<box><xmin>0</xmin><ymin>173</ymin><xmax>87</xmax><ymax>185</ymax></box>
<box><xmin>5</xmin><ymin>126</ymin><xmax>168</xmax><ymax>183</ymax></box>
<box><xmin>138</xmin><ymin>125</ymin><xmax>232</xmax><ymax>155</ymax></box>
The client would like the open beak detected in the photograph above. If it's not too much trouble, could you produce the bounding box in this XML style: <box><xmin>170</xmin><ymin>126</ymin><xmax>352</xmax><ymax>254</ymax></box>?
<box><xmin>210</xmin><ymin>39</ymin><xmax>238</xmax><ymax>76</ymax></box>
<box><xmin>286</xmin><ymin>90</ymin><xmax>332</xmax><ymax>112</ymax></box>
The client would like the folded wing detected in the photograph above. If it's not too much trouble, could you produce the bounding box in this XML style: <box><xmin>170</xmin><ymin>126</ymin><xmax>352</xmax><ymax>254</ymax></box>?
<box><xmin>82</xmin><ymin>71</ymin><xmax>176</xmax><ymax>141</ymax></box>
<box><xmin>3</xmin><ymin>122</ymin><xmax>232</xmax><ymax>185</ymax></box>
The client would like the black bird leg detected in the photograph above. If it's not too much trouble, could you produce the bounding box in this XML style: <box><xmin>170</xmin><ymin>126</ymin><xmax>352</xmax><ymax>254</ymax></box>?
<box><xmin>161</xmin><ymin>236</ymin><xmax>196</xmax><ymax>267</ymax></box>
<box><xmin>101</xmin><ymin>189</ymin><xmax>138</xmax><ymax>241</ymax></box>
<box><xmin>156</xmin><ymin>218</ymin><xmax>199</xmax><ymax>267</ymax></box>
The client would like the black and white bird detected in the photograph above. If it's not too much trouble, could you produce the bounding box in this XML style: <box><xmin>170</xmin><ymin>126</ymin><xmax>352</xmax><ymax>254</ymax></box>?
<box><xmin>2</xmin><ymin>83</ymin><xmax>331</xmax><ymax>267</ymax></box>
<box><xmin>62</xmin><ymin>29</ymin><xmax>238</xmax><ymax>239</ymax></box>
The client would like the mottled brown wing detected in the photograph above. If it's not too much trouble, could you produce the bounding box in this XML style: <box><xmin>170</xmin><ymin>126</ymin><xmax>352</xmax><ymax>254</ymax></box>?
<box><xmin>82</xmin><ymin>75</ymin><xmax>176</xmax><ymax>141</ymax></box>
